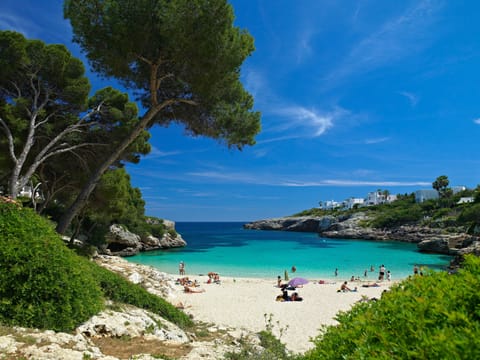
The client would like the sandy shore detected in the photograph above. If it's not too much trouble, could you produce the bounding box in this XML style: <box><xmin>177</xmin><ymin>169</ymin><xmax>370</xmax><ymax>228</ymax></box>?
<box><xmin>168</xmin><ymin>274</ymin><xmax>392</xmax><ymax>354</ymax></box>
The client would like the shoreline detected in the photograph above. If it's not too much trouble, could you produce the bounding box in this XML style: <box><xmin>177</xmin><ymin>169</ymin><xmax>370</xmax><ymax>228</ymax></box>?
<box><xmin>168</xmin><ymin>272</ymin><xmax>395</xmax><ymax>354</ymax></box>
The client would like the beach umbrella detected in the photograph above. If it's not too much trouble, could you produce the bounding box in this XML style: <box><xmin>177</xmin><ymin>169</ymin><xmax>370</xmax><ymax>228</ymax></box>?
<box><xmin>288</xmin><ymin>277</ymin><xmax>309</xmax><ymax>287</ymax></box>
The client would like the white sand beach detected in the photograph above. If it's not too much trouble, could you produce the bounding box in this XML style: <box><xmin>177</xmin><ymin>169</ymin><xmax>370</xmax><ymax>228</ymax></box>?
<box><xmin>169</xmin><ymin>274</ymin><xmax>392</xmax><ymax>354</ymax></box>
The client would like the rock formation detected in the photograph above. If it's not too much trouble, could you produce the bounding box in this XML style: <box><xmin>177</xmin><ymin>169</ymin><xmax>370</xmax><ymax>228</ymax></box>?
<box><xmin>244</xmin><ymin>212</ymin><xmax>479</xmax><ymax>258</ymax></box>
<box><xmin>102</xmin><ymin>223</ymin><xmax>187</xmax><ymax>257</ymax></box>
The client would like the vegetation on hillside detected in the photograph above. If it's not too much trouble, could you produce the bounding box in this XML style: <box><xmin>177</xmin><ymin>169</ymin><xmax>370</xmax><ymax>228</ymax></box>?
<box><xmin>294</xmin><ymin>177</ymin><xmax>480</xmax><ymax>234</ymax></box>
<box><xmin>0</xmin><ymin>200</ymin><xmax>192</xmax><ymax>331</ymax></box>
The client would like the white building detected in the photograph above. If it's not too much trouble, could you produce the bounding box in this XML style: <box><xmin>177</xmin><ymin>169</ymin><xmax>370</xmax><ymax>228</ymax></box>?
<box><xmin>386</xmin><ymin>194</ymin><xmax>398</xmax><ymax>203</ymax></box>
<box><xmin>345</xmin><ymin>197</ymin><xmax>365</xmax><ymax>209</ymax></box>
<box><xmin>365</xmin><ymin>191</ymin><xmax>386</xmax><ymax>205</ymax></box>
<box><xmin>457</xmin><ymin>197</ymin><xmax>474</xmax><ymax>204</ymax></box>
<box><xmin>319</xmin><ymin>200</ymin><xmax>343</xmax><ymax>210</ymax></box>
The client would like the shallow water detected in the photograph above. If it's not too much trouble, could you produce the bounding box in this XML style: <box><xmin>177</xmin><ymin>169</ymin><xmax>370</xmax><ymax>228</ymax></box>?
<box><xmin>128</xmin><ymin>222</ymin><xmax>452</xmax><ymax>280</ymax></box>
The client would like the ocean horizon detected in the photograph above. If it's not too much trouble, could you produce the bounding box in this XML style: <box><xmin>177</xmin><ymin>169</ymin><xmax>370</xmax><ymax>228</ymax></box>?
<box><xmin>128</xmin><ymin>222</ymin><xmax>453</xmax><ymax>281</ymax></box>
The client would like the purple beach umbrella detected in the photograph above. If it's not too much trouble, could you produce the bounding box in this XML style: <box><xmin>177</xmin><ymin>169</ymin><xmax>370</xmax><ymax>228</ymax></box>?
<box><xmin>288</xmin><ymin>277</ymin><xmax>309</xmax><ymax>287</ymax></box>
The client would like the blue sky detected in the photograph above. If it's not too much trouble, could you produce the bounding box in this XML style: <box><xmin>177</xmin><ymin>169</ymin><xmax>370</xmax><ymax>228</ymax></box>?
<box><xmin>1</xmin><ymin>0</ymin><xmax>480</xmax><ymax>221</ymax></box>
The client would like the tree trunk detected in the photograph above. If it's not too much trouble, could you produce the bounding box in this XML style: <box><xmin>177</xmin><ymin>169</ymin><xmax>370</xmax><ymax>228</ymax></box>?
<box><xmin>55</xmin><ymin>107</ymin><xmax>159</xmax><ymax>234</ymax></box>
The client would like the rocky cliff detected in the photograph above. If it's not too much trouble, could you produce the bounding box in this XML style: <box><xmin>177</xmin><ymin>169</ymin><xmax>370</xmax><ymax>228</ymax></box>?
<box><xmin>101</xmin><ymin>221</ymin><xmax>187</xmax><ymax>257</ymax></box>
<box><xmin>244</xmin><ymin>212</ymin><xmax>479</xmax><ymax>258</ymax></box>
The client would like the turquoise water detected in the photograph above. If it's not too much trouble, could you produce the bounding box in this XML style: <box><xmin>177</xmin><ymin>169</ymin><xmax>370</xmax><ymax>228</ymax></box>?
<box><xmin>128</xmin><ymin>222</ymin><xmax>452</xmax><ymax>280</ymax></box>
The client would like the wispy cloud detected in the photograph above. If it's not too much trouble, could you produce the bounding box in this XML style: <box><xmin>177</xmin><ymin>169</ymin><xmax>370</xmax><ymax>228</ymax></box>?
<box><xmin>148</xmin><ymin>146</ymin><xmax>182</xmax><ymax>158</ymax></box>
<box><xmin>364</xmin><ymin>137</ymin><xmax>390</xmax><ymax>144</ymax></box>
<box><xmin>295</xmin><ymin>27</ymin><xmax>314</xmax><ymax>64</ymax></box>
<box><xmin>0</xmin><ymin>4</ymin><xmax>70</xmax><ymax>44</ymax></box>
<box><xmin>324</xmin><ymin>0</ymin><xmax>442</xmax><ymax>87</ymax></box>
<box><xmin>280</xmin><ymin>179</ymin><xmax>431</xmax><ymax>187</ymax></box>
<box><xmin>188</xmin><ymin>169</ymin><xmax>431</xmax><ymax>188</ymax></box>
<box><xmin>399</xmin><ymin>91</ymin><xmax>419</xmax><ymax>106</ymax></box>
<box><xmin>0</xmin><ymin>12</ymin><xmax>40</xmax><ymax>37</ymax></box>
<box><xmin>473</xmin><ymin>118</ymin><xmax>480</xmax><ymax>125</ymax></box>
<box><xmin>263</xmin><ymin>105</ymin><xmax>348</xmax><ymax>141</ymax></box>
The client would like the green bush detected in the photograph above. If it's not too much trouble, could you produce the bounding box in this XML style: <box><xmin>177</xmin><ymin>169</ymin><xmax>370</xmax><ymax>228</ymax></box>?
<box><xmin>0</xmin><ymin>201</ymin><xmax>104</xmax><ymax>331</ymax></box>
<box><xmin>369</xmin><ymin>205</ymin><xmax>423</xmax><ymax>228</ymax></box>
<box><xmin>301</xmin><ymin>255</ymin><xmax>480</xmax><ymax>360</ymax></box>
<box><xmin>87</xmin><ymin>262</ymin><xmax>193</xmax><ymax>329</ymax></box>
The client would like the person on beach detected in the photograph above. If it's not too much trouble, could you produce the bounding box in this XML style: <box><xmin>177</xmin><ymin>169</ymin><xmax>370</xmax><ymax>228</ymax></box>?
<box><xmin>335</xmin><ymin>268</ymin><xmax>338</xmax><ymax>277</ymax></box>
<box><xmin>362</xmin><ymin>282</ymin><xmax>380</xmax><ymax>287</ymax></box>
<box><xmin>179</xmin><ymin>261</ymin><xmax>185</xmax><ymax>275</ymax></box>
<box><xmin>379</xmin><ymin>264</ymin><xmax>386</xmax><ymax>281</ymax></box>
<box><xmin>291</xmin><ymin>292</ymin><xmax>303</xmax><ymax>301</ymax></box>
<box><xmin>277</xmin><ymin>275</ymin><xmax>282</xmax><ymax>287</ymax></box>
<box><xmin>282</xmin><ymin>290</ymin><xmax>291</xmax><ymax>301</ymax></box>
<box><xmin>387</xmin><ymin>270</ymin><xmax>391</xmax><ymax>281</ymax></box>
<box><xmin>291</xmin><ymin>265</ymin><xmax>297</xmax><ymax>273</ymax></box>
<box><xmin>339</xmin><ymin>281</ymin><xmax>357</xmax><ymax>292</ymax></box>
<box><xmin>413</xmin><ymin>265</ymin><xmax>419</xmax><ymax>275</ymax></box>
<box><xmin>364</xmin><ymin>269</ymin><xmax>368</xmax><ymax>277</ymax></box>
<box><xmin>184</xmin><ymin>285</ymin><xmax>205</xmax><ymax>293</ymax></box>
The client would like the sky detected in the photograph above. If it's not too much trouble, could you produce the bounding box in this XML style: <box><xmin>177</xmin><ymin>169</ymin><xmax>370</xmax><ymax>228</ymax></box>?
<box><xmin>1</xmin><ymin>0</ymin><xmax>480</xmax><ymax>222</ymax></box>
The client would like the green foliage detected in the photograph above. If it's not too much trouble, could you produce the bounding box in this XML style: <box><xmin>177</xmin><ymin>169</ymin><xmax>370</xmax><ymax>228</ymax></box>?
<box><xmin>224</xmin><ymin>314</ymin><xmax>294</xmax><ymax>360</ymax></box>
<box><xmin>368</xmin><ymin>203</ymin><xmax>423</xmax><ymax>228</ymax></box>
<box><xmin>0</xmin><ymin>201</ymin><xmax>104</xmax><ymax>331</ymax></box>
<box><xmin>432</xmin><ymin>175</ymin><xmax>451</xmax><ymax>199</ymax></box>
<box><xmin>458</xmin><ymin>203</ymin><xmax>480</xmax><ymax>231</ymax></box>
<box><xmin>86</xmin><ymin>261</ymin><xmax>193</xmax><ymax>329</ymax></box>
<box><xmin>64</xmin><ymin>0</ymin><xmax>261</xmax><ymax>149</ymax></box>
<box><xmin>0</xmin><ymin>200</ymin><xmax>192</xmax><ymax>333</ymax></box>
<box><xmin>300</xmin><ymin>255</ymin><xmax>480</xmax><ymax>360</ymax></box>
<box><xmin>0</xmin><ymin>30</ymin><xmax>91</xmax><ymax>197</ymax></box>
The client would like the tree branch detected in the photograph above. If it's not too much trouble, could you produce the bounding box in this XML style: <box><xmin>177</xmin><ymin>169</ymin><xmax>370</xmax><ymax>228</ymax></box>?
<box><xmin>0</xmin><ymin>117</ymin><xmax>17</xmax><ymax>162</ymax></box>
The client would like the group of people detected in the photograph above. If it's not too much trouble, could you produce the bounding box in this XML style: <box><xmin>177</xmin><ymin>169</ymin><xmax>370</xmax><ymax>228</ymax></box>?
<box><xmin>336</xmin><ymin>264</ymin><xmax>392</xmax><ymax>282</ymax></box>
<box><xmin>378</xmin><ymin>264</ymin><xmax>391</xmax><ymax>281</ymax></box>
<box><xmin>206</xmin><ymin>272</ymin><xmax>221</xmax><ymax>284</ymax></box>
<box><xmin>176</xmin><ymin>277</ymin><xmax>198</xmax><ymax>287</ymax></box>
<box><xmin>413</xmin><ymin>264</ymin><xmax>424</xmax><ymax>276</ymax></box>
<box><xmin>276</xmin><ymin>289</ymin><xmax>303</xmax><ymax>302</ymax></box>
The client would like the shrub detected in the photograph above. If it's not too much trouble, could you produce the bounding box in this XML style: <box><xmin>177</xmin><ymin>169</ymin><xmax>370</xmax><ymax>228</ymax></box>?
<box><xmin>0</xmin><ymin>201</ymin><xmax>104</xmax><ymax>331</ymax></box>
<box><xmin>301</xmin><ymin>255</ymin><xmax>480</xmax><ymax>360</ymax></box>
<box><xmin>87</xmin><ymin>262</ymin><xmax>193</xmax><ymax>329</ymax></box>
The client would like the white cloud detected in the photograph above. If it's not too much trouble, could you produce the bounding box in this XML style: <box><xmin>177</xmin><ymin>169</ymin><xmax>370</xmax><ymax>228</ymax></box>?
<box><xmin>364</xmin><ymin>137</ymin><xmax>390</xmax><ymax>144</ymax></box>
<box><xmin>265</xmin><ymin>105</ymin><xmax>348</xmax><ymax>139</ymax></box>
<box><xmin>399</xmin><ymin>91</ymin><xmax>419</xmax><ymax>106</ymax></box>
<box><xmin>295</xmin><ymin>27</ymin><xmax>314</xmax><ymax>64</ymax></box>
<box><xmin>324</xmin><ymin>0</ymin><xmax>442</xmax><ymax>87</ymax></box>
<box><xmin>148</xmin><ymin>146</ymin><xmax>181</xmax><ymax>158</ymax></box>
<box><xmin>187</xmin><ymin>169</ymin><xmax>431</xmax><ymax>188</ymax></box>
<box><xmin>280</xmin><ymin>179</ymin><xmax>431</xmax><ymax>187</ymax></box>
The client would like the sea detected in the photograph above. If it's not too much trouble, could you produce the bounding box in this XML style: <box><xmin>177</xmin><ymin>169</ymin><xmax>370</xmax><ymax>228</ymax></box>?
<box><xmin>128</xmin><ymin>222</ymin><xmax>453</xmax><ymax>281</ymax></box>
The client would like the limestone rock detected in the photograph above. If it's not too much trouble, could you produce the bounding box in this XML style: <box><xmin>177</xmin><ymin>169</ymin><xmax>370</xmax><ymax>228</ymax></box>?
<box><xmin>417</xmin><ymin>238</ymin><xmax>451</xmax><ymax>254</ymax></box>
<box><xmin>102</xmin><ymin>223</ymin><xmax>187</xmax><ymax>256</ymax></box>
<box><xmin>77</xmin><ymin>306</ymin><xmax>189</xmax><ymax>343</ymax></box>
<box><xmin>104</xmin><ymin>224</ymin><xmax>142</xmax><ymax>256</ymax></box>
<box><xmin>244</xmin><ymin>216</ymin><xmax>336</xmax><ymax>232</ymax></box>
